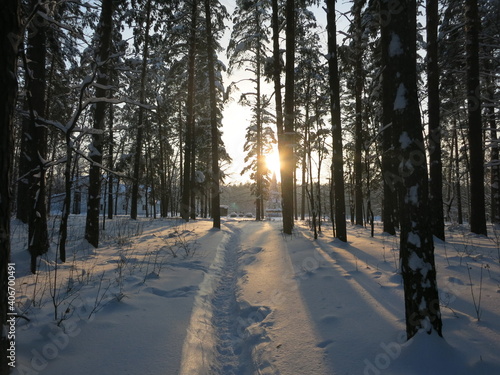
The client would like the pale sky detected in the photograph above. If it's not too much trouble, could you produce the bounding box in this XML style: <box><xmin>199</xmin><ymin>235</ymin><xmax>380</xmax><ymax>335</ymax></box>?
<box><xmin>219</xmin><ymin>0</ymin><xmax>347</xmax><ymax>184</ymax></box>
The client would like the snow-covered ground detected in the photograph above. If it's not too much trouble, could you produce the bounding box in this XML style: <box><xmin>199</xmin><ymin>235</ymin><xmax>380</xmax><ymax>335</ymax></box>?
<box><xmin>9</xmin><ymin>216</ymin><xmax>500</xmax><ymax>374</ymax></box>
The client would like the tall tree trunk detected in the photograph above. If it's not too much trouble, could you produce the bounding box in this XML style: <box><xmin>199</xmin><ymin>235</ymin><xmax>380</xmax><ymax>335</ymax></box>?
<box><xmin>391</xmin><ymin>0</ymin><xmax>443</xmax><ymax>339</ymax></box>
<box><xmin>280</xmin><ymin>0</ymin><xmax>296</xmax><ymax>234</ymax></box>
<box><xmin>25</xmin><ymin>0</ymin><xmax>49</xmax><ymax>273</ymax></box>
<box><xmin>454</xmin><ymin>126</ymin><xmax>463</xmax><ymax>224</ymax></box>
<box><xmin>181</xmin><ymin>0</ymin><xmax>198</xmax><ymax>221</ymax></box>
<box><xmin>107</xmin><ymin>102</ymin><xmax>114</xmax><ymax>220</ymax></box>
<box><xmin>205</xmin><ymin>0</ymin><xmax>221</xmax><ymax>229</ymax></box>
<box><xmin>271</xmin><ymin>0</ymin><xmax>283</xmax><ymax>138</ymax></box>
<box><xmin>326</xmin><ymin>0</ymin><xmax>347</xmax><ymax>242</ymax></box>
<box><xmin>427</xmin><ymin>0</ymin><xmax>445</xmax><ymax>240</ymax></box>
<box><xmin>271</xmin><ymin>0</ymin><xmax>285</xmax><ymax>224</ymax></box>
<box><xmin>465</xmin><ymin>0</ymin><xmax>487</xmax><ymax>235</ymax></box>
<box><xmin>256</xmin><ymin>11</ymin><xmax>263</xmax><ymax>222</ymax></box>
<box><xmin>488</xmin><ymin>66</ymin><xmax>500</xmax><ymax>223</ymax></box>
<box><xmin>380</xmin><ymin>0</ymin><xmax>398</xmax><ymax>236</ymax></box>
<box><xmin>1</xmin><ymin>0</ymin><xmax>20</xmax><ymax>371</ymax></box>
<box><xmin>353</xmin><ymin>0</ymin><xmax>364</xmax><ymax>227</ymax></box>
<box><xmin>85</xmin><ymin>0</ymin><xmax>114</xmax><ymax>247</ymax></box>
<box><xmin>131</xmin><ymin>0</ymin><xmax>152</xmax><ymax>220</ymax></box>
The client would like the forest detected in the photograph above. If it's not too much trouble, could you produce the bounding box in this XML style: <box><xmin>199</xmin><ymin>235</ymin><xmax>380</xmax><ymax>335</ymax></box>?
<box><xmin>0</xmin><ymin>0</ymin><xmax>499</xmax><ymax>373</ymax></box>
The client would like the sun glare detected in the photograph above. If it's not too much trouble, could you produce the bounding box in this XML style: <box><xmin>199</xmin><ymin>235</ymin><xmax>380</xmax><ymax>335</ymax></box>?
<box><xmin>265</xmin><ymin>148</ymin><xmax>281</xmax><ymax>179</ymax></box>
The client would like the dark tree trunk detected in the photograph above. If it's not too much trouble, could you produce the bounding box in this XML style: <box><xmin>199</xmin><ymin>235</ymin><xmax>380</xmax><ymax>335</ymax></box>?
<box><xmin>25</xmin><ymin>0</ymin><xmax>49</xmax><ymax>273</ymax></box>
<box><xmin>204</xmin><ymin>0</ymin><xmax>221</xmax><ymax>229</ymax></box>
<box><xmin>255</xmin><ymin>9</ymin><xmax>263</xmax><ymax>222</ymax></box>
<box><xmin>1</xmin><ymin>0</ymin><xmax>20</xmax><ymax>372</ymax></box>
<box><xmin>271</xmin><ymin>0</ymin><xmax>285</xmax><ymax>223</ymax></box>
<box><xmin>107</xmin><ymin>102</ymin><xmax>114</xmax><ymax>220</ymax></box>
<box><xmin>271</xmin><ymin>0</ymin><xmax>283</xmax><ymax>138</ymax></box>
<box><xmin>353</xmin><ymin>0</ymin><xmax>364</xmax><ymax>227</ymax></box>
<box><xmin>181</xmin><ymin>0</ymin><xmax>198</xmax><ymax>221</ymax></box>
<box><xmin>465</xmin><ymin>0</ymin><xmax>487</xmax><ymax>235</ymax></box>
<box><xmin>158</xmin><ymin>110</ymin><xmax>168</xmax><ymax>218</ymax></box>
<box><xmin>454</xmin><ymin>127</ymin><xmax>463</xmax><ymax>224</ymax></box>
<box><xmin>380</xmin><ymin>0</ymin><xmax>398</xmax><ymax>236</ymax></box>
<box><xmin>427</xmin><ymin>0</ymin><xmax>445</xmax><ymax>240</ymax></box>
<box><xmin>326</xmin><ymin>0</ymin><xmax>347</xmax><ymax>242</ymax></box>
<box><xmin>280</xmin><ymin>0</ymin><xmax>296</xmax><ymax>235</ymax></box>
<box><xmin>131</xmin><ymin>0</ymin><xmax>152</xmax><ymax>220</ymax></box>
<box><xmin>488</xmin><ymin>69</ymin><xmax>500</xmax><ymax>223</ymax></box>
<box><xmin>390</xmin><ymin>0</ymin><xmax>443</xmax><ymax>339</ymax></box>
<box><xmin>85</xmin><ymin>0</ymin><xmax>114</xmax><ymax>248</ymax></box>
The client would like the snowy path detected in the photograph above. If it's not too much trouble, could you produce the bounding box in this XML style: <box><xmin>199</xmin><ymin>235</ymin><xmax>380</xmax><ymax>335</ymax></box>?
<box><xmin>223</xmin><ymin>221</ymin><xmax>332</xmax><ymax>375</ymax></box>
<box><xmin>13</xmin><ymin>218</ymin><xmax>500</xmax><ymax>375</ymax></box>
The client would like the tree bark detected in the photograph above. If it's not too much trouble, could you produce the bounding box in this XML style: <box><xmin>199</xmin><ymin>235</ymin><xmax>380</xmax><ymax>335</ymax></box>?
<box><xmin>85</xmin><ymin>0</ymin><xmax>114</xmax><ymax>247</ymax></box>
<box><xmin>1</xmin><ymin>0</ymin><xmax>20</xmax><ymax>371</ymax></box>
<box><xmin>390</xmin><ymin>0</ymin><xmax>443</xmax><ymax>339</ymax></box>
<box><xmin>131</xmin><ymin>0</ymin><xmax>152</xmax><ymax>220</ymax></box>
<box><xmin>427</xmin><ymin>0</ymin><xmax>445</xmax><ymax>240</ymax></box>
<box><xmin>326</xmin><ymin>0</ymin><xmax>347</xmax><ymax>242</ymax></box>
<box><xmin>280</xmin><ymin>0</ymin><xmax>296</xmax><ymax>234</ymax></box>
<box><xmin>353</xmin><ymin>0</ymin><xmax>364</xmax><ymax>227</ymax></box>
<box><xmin>204</xmin><ymin>0</ymin><xmax>221</xmax><ymax>229</ymax></box>
<box><xmin>454</xmin><ymin>126</ymin><xmax>463</xmax><ymax>224</ymax></box>
<box><xmin>487</xmin><ymin>65</ymin><xmax>500</xmax><ymax>223</ymax></box>
<box><xmin>181</xmin><ymin>0</ymin><xmax>198</xmax><ymax>221</ymax></box>
<box><xmin>255</xmin><ymin>7</ymin><xmax>263</xmax><ymax>221</ymax></box>
<box><xmin>25</xmin><ymin>0</ymin><xmax>50</xmax><ymax>273</ymax></box>
<box><xmin>380</xmin><ymin>0</ymin><xmax>398</xmax><ymax>236</ymax></box>
<box><xmin>465</xmin><ymin>0</ymin><xmax>487</xmax><ymax>235</ymax></box>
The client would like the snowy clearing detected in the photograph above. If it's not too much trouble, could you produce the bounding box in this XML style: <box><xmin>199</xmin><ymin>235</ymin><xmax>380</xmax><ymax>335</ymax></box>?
<box><xmin>10</xmin><ymin>217</ymin><xmax>500</xmax><ymax>374</ymax></box>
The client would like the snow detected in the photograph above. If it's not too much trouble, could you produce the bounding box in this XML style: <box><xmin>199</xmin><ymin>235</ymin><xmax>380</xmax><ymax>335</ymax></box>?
<box><xmin>407</xmin><ymin>232</ymin><xmax>422</xmax><ymax>248</ymax></box>
<box><xmin>389</xmin><ymin>33</ymin><xmax>404</xmax><ymax>57</ymax></box>
<box><xmin>393</xmin><ymin>83</ymin><xmax>408</xmax><ymax>110</ymax></box>
<box><xmin>399</xmin><ymin>131</ymin><xmax>412</xmax><ymax>149</ymax></box>
<box><xmin>10</xmin><ymin>217</ymin><xmax>500</xmax><ymax>375</ymax></box>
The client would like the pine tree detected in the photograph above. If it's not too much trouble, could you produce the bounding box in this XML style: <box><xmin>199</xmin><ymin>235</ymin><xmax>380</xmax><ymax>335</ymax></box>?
<box><xmin>326</xmin><ymin>0</ymin><xmax>347</xmax><ymax>242</ymax></box>
<box><xmin>22</xmin><ymin>0</ymin><xmax>50</xmax><ymax>273</ymax></box>
<box><xmin>181</xmin><ymin>0</ymin><xmax>198</xmax><ymax>221</ymax></box>
<box><xmin>466</xmin><ymin>0</ymin><xmax>487</xmax><ymax>235</ymax></box>
<box><xmin>1</xmin><ymin>0</ymin><xmax>20</xmax><ymax>371</ymax></box>
<box><xmin>131</xmin><ymin>0</ymin><xmax>152</xmax><ymax>220</ymax></box>
<box><xmin>227</xmin><ymin>0</ymin><xmax>271</xmax><ymax>220</ymax></box>
<box><xmin>386</xmin><ymin>0</ymin><xmax>443</xmax><ymax>338</ymax></box>
<box><xmin>280</xmin><ymin>0</ymin><xmax>296</xmax><ymax>234</ymax></box>
<box><xmin>85</xmin><ymin>0</ymin><xmax>115</xmax><ymax>248</ymax></box>
<box><xmin>427</xmin><ymin>0</ymin><xmax>445</xmax><ymax>240</ymax></box>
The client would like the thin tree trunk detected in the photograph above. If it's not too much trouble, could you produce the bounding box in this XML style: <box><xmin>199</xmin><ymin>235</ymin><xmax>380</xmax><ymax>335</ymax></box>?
<box><xmin>454</xmin><ymin>127</ymin><xmax>463</xmax><ymax>224</ymax></box>
<box><xmin>204</xmin><ymin>0</ymin><xmax>221</xmax><ymax>228</ymax></box>
<box><xmin>380</xmin><ymin>0</ymin><xmax>398</xmax><ymax>236</ymax></box>
<box><xmin>488</xmin><ymin>73</ymin><xmax>500</xmax><ymax>223</ymax></box>
<box><xmin>326</xmin><ymin>0</ymin><xmax>347</xmax><ymax>242</ymax></box>
<box><xmin>427</xmin><ymin>0</ymin><xmax>445</xmax><ymax>240</ymax></box>
<box><xmin>181</xmin><ymin>0</ymin><xmax>198</xmax><ymax>221</ymax></box>
<box><xmin>279</xmin><ymin>0</ymin><xmax>296</xmax><ymax>234</ymax></box>
<box><xmin>85</xmin><ymin>0</ymin><xmax>114</xmax><ymax>247</ymax></box>
<box><xmin>107</xmin><ymin>102</ymin><xmax>114</xmax><ymax>220</ymax></box>
<box><xmin>465</xmin><ymin>0</ymin><xmax>487</xmax><ymax>235</ymax></box>
<box><xmin>131</xmin><ymin>0</ymin><xmax>152</xmax><ymax>220</ymax></box>
<box><xmin>256</xmin><ymin>10</ymin><xmax>263</xmax><ymax>222</ymax></box>
<box><xmin>354</xmin><ymin>0</ymin><xmax>364</xmax><ymax>227</ymax></box>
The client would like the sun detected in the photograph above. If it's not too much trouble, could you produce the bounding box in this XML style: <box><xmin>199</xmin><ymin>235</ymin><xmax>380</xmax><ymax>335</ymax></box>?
<box><xmin>264</xmin><ymin>147</ymin><xmax>281</xmax><ymax>179</ymax></box>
